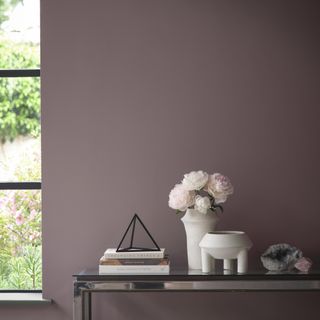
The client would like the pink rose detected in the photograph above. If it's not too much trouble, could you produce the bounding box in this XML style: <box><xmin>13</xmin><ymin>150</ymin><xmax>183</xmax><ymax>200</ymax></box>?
<box><xmin>205</xmin><ymin>173</ymin><xmax>233</xmax><ymax>204</ymax></box>
<box><xmin>168</xmin><ymin>184</ymin><xmax>196</xmax><ymax>211</ymax></box>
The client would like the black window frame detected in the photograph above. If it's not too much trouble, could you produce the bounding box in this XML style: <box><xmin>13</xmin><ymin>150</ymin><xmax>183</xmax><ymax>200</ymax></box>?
<box><xmin>0</xmin><ymin>68</ymin><xmax>41</xmax><ymax>293</ymax></box>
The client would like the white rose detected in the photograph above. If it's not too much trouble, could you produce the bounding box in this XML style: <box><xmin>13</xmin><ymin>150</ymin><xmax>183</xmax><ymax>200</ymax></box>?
<box><xmin>182</xmin><ymin>170</ymin><xmax>209</xmax><ymax>191</ymax></box>
<box><xmin>168</xmin><ymin>184</ymin><xmax>196</xmax><ymax>211</ymax></box>
<box><xmin>194</xmin><ymin>195</ymin><xmax>211</xmax><ymax>214</ymax></box>
<box><xmin>205</xmin><ymin>173</ymin><xmax>233</xmax><ymax>204</ymax></box>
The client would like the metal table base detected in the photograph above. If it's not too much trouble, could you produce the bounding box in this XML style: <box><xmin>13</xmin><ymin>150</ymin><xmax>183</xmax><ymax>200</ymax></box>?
<box><xmin>73</xmin><ymin>269</ymin><xmax>320</xmax><ymax>320</ymax></box>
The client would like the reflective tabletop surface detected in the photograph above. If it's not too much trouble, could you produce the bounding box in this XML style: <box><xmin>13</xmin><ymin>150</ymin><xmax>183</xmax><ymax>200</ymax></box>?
<box><xmin>74</xmin><ymin>267</ymin><xmax>320</xmax><ymax>281</ymax></box>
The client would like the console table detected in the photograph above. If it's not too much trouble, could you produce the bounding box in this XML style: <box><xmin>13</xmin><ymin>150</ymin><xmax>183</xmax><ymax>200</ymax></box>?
<box><xmin>73</xmin><ymin>268</ymin><xmax>320</xmax><ymax>320</ymax></box>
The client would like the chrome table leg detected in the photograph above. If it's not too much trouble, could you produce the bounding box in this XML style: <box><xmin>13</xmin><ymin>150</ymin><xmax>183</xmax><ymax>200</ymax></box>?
<box><xmin>82</xmin><ymin>291</ymin><xmax>92</xmax><ymax>320</ymax></box>
<box><xmin>74</xmin><ymin>281</ymin><xmax>92</xmax><ymax>320</ymax></box>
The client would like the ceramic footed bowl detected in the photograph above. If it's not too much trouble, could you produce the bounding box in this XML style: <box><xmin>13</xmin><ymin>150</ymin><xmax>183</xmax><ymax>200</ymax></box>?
<box><xmin>199</xmin><ymin>231</ymin><xmax>252</xmax><ymax>273</ymax></box>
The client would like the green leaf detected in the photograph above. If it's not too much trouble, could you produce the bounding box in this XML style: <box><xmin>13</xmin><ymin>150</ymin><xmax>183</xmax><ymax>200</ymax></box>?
<box><xmin>214</xmin><ymin>204</ymin><xmax>224</xmax><ymax>213</ymax></box>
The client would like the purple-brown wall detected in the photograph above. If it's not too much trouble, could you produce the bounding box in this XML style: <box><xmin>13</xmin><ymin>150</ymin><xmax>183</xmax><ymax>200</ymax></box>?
<box><xmin>2</xmin><ymin>0</ymin><xmax>320</xmax><ymax>319</ymax></box>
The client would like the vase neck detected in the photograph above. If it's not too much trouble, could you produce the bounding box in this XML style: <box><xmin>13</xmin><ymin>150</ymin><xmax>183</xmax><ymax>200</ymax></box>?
<box><xmin>181</xmin><ymin>209</ymin><xmax>218</xmax><ymax>223</ymax></box>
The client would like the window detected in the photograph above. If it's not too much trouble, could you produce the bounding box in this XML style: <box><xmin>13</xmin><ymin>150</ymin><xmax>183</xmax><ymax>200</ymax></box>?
<box><xmin>0</xmin><ymin>0</ymin><xmax>41</xmax><ymax>290</ymax></box>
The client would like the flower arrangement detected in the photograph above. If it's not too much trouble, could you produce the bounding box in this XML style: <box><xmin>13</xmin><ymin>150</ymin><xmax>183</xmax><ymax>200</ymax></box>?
<box><xmin>168</xmin><ymin>170</ymin><xmax>234</xmax><ymax>214</ymax></box>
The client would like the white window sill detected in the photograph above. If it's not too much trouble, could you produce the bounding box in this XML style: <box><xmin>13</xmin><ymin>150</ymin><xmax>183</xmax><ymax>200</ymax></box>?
<box><xmin>0</xmin><ymin>292</ymin><xmax>51</xmax><ymax>304</ymax></box>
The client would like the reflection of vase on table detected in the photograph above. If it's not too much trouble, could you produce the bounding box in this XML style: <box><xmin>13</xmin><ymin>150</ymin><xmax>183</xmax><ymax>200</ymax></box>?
<box><xmin>168</xmin><ymin>170</ymin><xmax>234</xmax><ymax>270</ymax></box>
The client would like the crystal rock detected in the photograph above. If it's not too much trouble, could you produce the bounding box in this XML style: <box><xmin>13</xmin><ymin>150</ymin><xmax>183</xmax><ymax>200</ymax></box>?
<box><xmin>261</xmin><ymin>243</ymin><xmax>303</xmax><ymax>271</ymax></box>
<box><xmin>294</xmin><ymin>257</ymin><xmax>312</xmax><ymax>272</ymax></box>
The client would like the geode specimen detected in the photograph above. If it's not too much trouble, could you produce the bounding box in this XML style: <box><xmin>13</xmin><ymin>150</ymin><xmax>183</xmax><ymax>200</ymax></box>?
<box><xmin>261</xmin><ymin>243</ymin><xmax>303</xmax><ymax>271</ymax></box>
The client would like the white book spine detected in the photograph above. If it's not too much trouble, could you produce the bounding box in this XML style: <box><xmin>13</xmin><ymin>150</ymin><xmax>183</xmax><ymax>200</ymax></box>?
<box><xmin>99</xmin><ymin>265</ymin><xmax>169</xmax><ymax>274</ymax></box>
<box><xmin>104</xmin><ymin>248</ymin><xmax>165</xmax><ymax>259</ymax></box>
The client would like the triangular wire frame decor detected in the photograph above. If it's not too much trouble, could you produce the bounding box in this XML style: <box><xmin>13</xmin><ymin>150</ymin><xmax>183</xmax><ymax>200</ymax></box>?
<box><xmin>116</xmin><ymin>214</ymin><xmax>161</xmax><ymax>252</ymax></box>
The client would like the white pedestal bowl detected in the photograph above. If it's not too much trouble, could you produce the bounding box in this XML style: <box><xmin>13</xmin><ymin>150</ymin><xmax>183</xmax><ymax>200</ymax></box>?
<box><xmin>199</xmin><ymin>231</ymin><xmax>252</xmax><ymax>273</ymax></box>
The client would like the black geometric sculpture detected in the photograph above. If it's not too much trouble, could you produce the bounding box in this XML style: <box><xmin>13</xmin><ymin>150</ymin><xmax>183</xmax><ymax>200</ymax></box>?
<box><xmin>116</xmin><ymin>213</ymin><xmax>161</xmax><ymax>252</ymax></box>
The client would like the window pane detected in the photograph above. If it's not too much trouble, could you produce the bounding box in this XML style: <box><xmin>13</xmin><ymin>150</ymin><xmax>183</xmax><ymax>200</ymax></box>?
<box><xmin>0</xmin><ymin>137</ymin><xmax>41</xmax><ymax>182</ymax></box>
<box><xmin>0</xmin><ymin>76</ymin><xmax>40</xmax><ymax>182</ymax></box>
<box><xmin>0</xmin><ymin>189</ymin><xmax>41</xmax><ymax>289</ymax></box>
<box><xmin>0</xmin><ymin>0</ymin><xmax>40</xmax><ymax>69</ymax></box>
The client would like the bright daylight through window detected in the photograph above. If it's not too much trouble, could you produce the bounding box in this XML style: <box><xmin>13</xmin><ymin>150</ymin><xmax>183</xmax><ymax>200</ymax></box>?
<box><xmin>0</xmin><ymin>0</ymin><xmax>41</xmax><ymax>290</ymax></box>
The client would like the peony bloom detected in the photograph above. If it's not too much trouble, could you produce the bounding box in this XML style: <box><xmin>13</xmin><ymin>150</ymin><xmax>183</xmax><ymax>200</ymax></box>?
<box><xmin>205</xmin><ymin>173</ymin><xmax>233</xmax><ymax>204</ymax></box>
<box><xmin>182</xmin><ymin>170</ymin><xmax>209</xmax><ymax>191</ymax></box>
<box><xmin>194</xmin><ymin>195</ymin><xmax>211</xmax><ymax>214</ymax></box>
<box><xmin>168</xmin><ymin>184</ymin><xmax>196</xmax><ymax>211</ymax></box>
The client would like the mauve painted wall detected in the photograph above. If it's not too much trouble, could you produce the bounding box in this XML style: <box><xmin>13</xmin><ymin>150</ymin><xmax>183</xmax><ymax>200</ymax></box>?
<box><xmin>2</xmin><ymin>0</ymin><xmax>320</xmax><ymax>319</ymax></box>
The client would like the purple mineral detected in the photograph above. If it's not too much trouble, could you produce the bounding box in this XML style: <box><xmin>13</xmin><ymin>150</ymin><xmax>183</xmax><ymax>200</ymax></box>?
<box><xmin>294</xmin><ymin>257</ymin><xmax>312</xmax><ymax>272</ymax></box>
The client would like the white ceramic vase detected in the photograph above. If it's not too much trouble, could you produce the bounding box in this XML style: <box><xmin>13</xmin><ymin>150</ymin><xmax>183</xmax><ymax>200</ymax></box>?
<box><xmin>199</xmin><ymin>231</ymin><xmax>252</xmax><ymax>273</ymax></box>
<box><xmin>181</xmin><ymin>208</ymin><xmax>219</xmax><ymax>269</ymax></box>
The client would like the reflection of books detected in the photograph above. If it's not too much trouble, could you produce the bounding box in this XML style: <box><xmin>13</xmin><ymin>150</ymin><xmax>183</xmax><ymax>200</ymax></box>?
<box><xmin>104</xmin><ymin>248</ymin><xmax>165</xmax><ymax>259</ymax></box>
<box><xmin>99</xmin><ymin>264</ymin><xmax>170</xmax><ymax>274</ymax></box>
<box><xmin>100</xmin><ymin>255</ymin><xmax>169</xmax><ymax>266</ymax></box>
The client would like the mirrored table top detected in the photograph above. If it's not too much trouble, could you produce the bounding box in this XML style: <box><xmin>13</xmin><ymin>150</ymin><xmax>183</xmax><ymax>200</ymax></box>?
<box><xmin>74</xmin><ymin>267</ymin><xmax>320</xmax><ymax>281</ymax></box>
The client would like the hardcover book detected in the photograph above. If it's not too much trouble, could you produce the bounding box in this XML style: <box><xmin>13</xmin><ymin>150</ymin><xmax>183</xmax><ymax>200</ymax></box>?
<box><xmin>99</xmin><ymin>264</ymin><xmax>170</xmax><ymax>275</ymax></box>
<box><xmin>99</xmin><ymin>255</ymin><xmax>169</xmax><ymax>266</ymax></box>
<box><xmin>104</xmin><ymin>248</ymin><xmax>165</xmax><ymax>259</ymax></box>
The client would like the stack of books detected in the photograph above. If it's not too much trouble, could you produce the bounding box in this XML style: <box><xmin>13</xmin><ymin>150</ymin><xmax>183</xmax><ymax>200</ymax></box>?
<box><xmin>99</xmin><ymin>248</ymin><xmax>170</xmax><ymax>274</ymax></box>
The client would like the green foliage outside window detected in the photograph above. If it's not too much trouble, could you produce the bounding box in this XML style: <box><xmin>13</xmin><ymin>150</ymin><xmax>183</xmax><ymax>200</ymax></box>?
<box><xmin>0</xmin><ymin>1</ymin><xmax>41</xmax><ymax>289</ymax></box>
<box><xmin>0</xmin><ymin>0</ymin><xmax>21</xmax><ymax>25</ymax></box>
<box><xmin>0</xmin><ymin>142</ymin><xmax>42</xmax><ymax>289</ymax></box>
<box><xmin>0</xmin><ymin>38</ymin><xmax>40</xmax><ymax>143</ymax></box>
